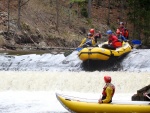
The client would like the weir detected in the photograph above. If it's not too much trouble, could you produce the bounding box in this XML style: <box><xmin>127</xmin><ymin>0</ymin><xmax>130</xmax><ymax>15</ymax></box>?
<box><xmin>0</xmin><ymin>71</ymin><xmax>149</xmax><ymax>94</ymax></box>
<box><xmin>0</xmin><ymin>49</ymin><xmax>150</xmax><ymax>113</ymax></box>
<box><xmin>0</xmin><ymin>49</ymin><xmax>150</xmax><ymax>72</ymax></box>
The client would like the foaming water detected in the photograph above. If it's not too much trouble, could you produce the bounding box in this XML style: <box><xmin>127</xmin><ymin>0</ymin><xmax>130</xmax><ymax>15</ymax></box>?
<box><xmin>0</xmin><ymin>49</ymin><xmax>150</xmax><ymax>72</ymax></box>
<box><xmin>0</xmin><ymin>51</ymin><xmax>82</xmax><ymax>71</ymax></box>
<box><xmin>0</xmin><ymin>71</ymin><xmax>150</xmax><ymax>93</ymax></box>
<box><xmin>0</xmin><ymin>91</ymin><xmax>137</xmax><ymax>113</ymax></box>
<box><xmin>0</xmin><ymin>49</ymin><xmax>150</xmax><ymax>113</ymax></box>
<box><xmin>121</xmin><ymin>49</ymin><xmax>150</xmax><ymax>72</ymax></box>
<box><xmin>0</xmin><ymin>71</ymin><xmax>150</xmax><ymax>113</ymax></box>
<box><xmin>0</xmin><ymin>91</ymin><xmax>66</xmax><ymax>113</ymax></box>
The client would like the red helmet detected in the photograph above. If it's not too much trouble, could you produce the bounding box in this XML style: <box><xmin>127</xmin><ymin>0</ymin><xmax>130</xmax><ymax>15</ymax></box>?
<box><xmin>104</xmin><ymin>76</ymin><xmax>111</xmax><ymax>83</ymax></box>
<box><xmin>90</xmin><ymin>29</ymin><xmax>95</xmax><ymax>34</ymax></box>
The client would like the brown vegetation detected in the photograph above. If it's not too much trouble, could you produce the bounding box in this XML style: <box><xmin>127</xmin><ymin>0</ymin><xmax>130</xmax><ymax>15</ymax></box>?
<box><xmin>0</xmin><ymin>0</ymin><xmax>135</xmax><ymax>51</ymax></box>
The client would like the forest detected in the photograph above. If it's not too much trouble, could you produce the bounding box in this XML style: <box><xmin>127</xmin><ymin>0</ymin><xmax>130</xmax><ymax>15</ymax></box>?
<box><xmin>0</xmin><ymin>0</ymin><xmax>150</xmax><ymax>50</ymax></box>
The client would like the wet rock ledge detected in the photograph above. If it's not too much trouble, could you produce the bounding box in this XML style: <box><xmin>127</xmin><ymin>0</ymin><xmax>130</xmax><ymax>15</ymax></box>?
<box><xmin>132</xmin><ymin>84</ymin><xmax>150</xmax><ymax>101</ymax></box>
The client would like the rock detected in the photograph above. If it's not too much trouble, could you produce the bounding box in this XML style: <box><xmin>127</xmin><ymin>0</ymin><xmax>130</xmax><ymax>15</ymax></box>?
<box><xmin>132</xmin><ymin>94</ymin><xmax>140</xmax><ymax>100</ymax></box>
<box><xmin>132</xmin><ymin>94</ymin><xmax>149</xmax><ymax>101</ymax></box>
<box><xmin>132</xmin><ymin>84</ymin><xmax>150</xmax><ymax>101</ymax></box>
<box><xmin>0</xmin><ymin>30</ymin><xmax>3</xmax><ymax>35</ymax></box>
<box><xmin>0</xmin><ymin>35</ymin><xmax>6</xmax><ymax>47</ymax></box>
<box><xmin>39</xmin><ymin>41</ymin><xmax>47</xmax><ymax>48</ymax></box>
<box><xmin>137</xmin><ymin>84</ymin><xmax>150</xmax><ymax>93</ymax></box>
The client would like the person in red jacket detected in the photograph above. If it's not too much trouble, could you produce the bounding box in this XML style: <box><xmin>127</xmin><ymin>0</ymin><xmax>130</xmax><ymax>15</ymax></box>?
<box><xmin>98</xmin><ymin>76</ymin><xmax>115</xmax><ymax>103</ymax></box>
<box><xmin>102</xmin><ymin>30</ymin><xmax>122</xmax><ymax>50</ymax></box>
<box><xmin>118</xmin><ymin>22</ymin><xmax>129</xmax><ymax>39</ymax></box>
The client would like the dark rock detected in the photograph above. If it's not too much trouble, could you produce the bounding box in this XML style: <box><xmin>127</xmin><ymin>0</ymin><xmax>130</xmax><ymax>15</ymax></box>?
<box><xmin>132</xmin><ymin>84</ymin><xmax>150</xmax><ymax>101</ymax></box>
<box><xmin>137</xmin><ymin>84</ymin><xmax>150</xmax><ymax>93</ymax></box>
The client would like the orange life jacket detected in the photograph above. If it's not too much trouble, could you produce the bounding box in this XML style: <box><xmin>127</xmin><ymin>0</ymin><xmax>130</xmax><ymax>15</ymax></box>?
<box><xmin>114</xmin><ymin>41</ymin><xmax>122</xmax><ymax>48</ymax></box>
<box><xmin>108</xmin><ymin>35</ymin><xmax>122</xmax><ymax>48</ymax></box>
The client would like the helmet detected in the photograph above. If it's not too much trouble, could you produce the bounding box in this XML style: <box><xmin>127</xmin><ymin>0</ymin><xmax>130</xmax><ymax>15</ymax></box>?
<box><xmin>106</xmin><ymin>30</ymin><xmax>113</xmax><ymax>35</ymax></box>
<box><xmin>116</xmin><ymin>29</ymin><xmax>120</xmax><ymax>34</ymax></box>
<box><xmin>87</xmin><ymin>33</ymin><xmax>92</xmax><ymax>36</ymax></box>
<box><xmin>120</xmin><ymin>22</ymin><xmax>124</xmax><ymax>25</ymax></box>
<box><xmin>90</xmin><ymin>29</ymin><xmax>95</xmax><ymax>34</ymax></box>
<box><xmin>104</xmin><ymin>76</ymin><xmax>111</xmax><ymax>83</ymax></box>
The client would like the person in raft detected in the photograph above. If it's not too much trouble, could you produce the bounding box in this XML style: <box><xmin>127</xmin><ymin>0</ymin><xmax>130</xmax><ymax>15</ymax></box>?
<box><xmin>102</xmin><ymin>30</ymin><xmax>122</xmax><ymax>50</ymax></box>
<box><xmin>78</xmin><ymin>32</ymin><xmax>96</xmax><ymax>48</ymax></box>
<box><xmin>117</xmin><ymin>22</ymin><xmax>129</xmax><ymax>39</ymax></box>
<box><xmin>98</xmin><ymin>76</ymin><xmax>115</xmax><ymax>104</ymax></box>
<box><xmin>116</xmin><ymin>28</ymin><xmax>127</xmax><ymax>42</ymax></box>
<box><xmin>89</xmin><ymin>28</ymin><xmax>102</xmax><ymax>44</ymax></box>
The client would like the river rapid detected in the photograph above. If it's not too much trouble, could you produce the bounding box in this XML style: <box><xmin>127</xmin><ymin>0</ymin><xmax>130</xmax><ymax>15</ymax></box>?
<box><xmin>0</xmin><ymin>49</ymin><xmax>150</xmax><ymax>113</ymax></box>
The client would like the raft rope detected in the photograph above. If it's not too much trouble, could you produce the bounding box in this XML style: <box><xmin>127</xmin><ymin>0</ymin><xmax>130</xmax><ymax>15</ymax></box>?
<box><xmin>59</xmin><ymin>93</ymin><xmax>99</xmax><ymax>102</ymax></box>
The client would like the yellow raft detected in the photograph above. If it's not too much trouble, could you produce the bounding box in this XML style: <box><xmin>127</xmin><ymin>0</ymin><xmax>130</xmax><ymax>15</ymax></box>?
<box><xmin>78</xmin><ymin>41</ymin><xmax>132</xmax><ymax>61</ymax></box>
<box><xmin>56</xmin><ymin>93</ymin><xmax>150</xmax><ymax>113</ymax></box>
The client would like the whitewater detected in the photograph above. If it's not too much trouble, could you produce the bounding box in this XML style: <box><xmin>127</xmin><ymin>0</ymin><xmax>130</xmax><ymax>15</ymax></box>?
<box><xmin>0</xmin><ymin>49</ymin><xmax>150</xmax><ymax>113</ymax></box>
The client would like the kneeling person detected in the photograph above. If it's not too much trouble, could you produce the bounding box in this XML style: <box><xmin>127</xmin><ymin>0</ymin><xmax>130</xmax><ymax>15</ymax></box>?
<box><xmin>78</xmin><ymin>33</ymin><xmax>96</xmax><ymax>48</ymax></box>
<box><xmin>98</xmin><ymin>76</ymin><xmax>115</xmax><ymax>103</ymax></box>
<box><xmin>102</xmin><ymin>30</ymin><xmax>122</xmax><ymax>50</ymax></box>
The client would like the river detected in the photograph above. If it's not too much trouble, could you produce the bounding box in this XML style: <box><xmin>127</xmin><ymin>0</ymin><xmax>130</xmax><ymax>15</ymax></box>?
<box><xmin>0</xmin><ymin>49</ymin><xmax>150</xmax><ymax>113</ymax></box>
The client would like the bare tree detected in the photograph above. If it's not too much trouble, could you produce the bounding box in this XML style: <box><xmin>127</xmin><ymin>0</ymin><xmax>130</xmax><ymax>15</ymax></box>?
<box><xmin>107</xmin><ymin>0</ymin><xmax>111</xmax><ymax>25</ymax></box>
<box><xmin>17</xmin><ymin>0</ymin><xmax>21</xmax><ymax>30</ymax></box>
<box><xmin>94</xmin><ymin>0</ymin><xmax>102</xmax><ymax>7</ymax></box>
<box><xmin>119</xmin><ymin>0</ymin><xmax>123</xmax><ymax>21</ymax></box>
<box><xmin>88</xmin><ymin>0</ymin><xmax>92</xmax><ymax>18</ymax></box>
<box><xmin>68</xmin><ymin>3</ymin><xmax>73</xmax><ymax>28</ymax></box>
<box><xmin>56</xmin><ymin>0</ymin><xmax>59</xmax><ymax>31</ymax></box>
<box><xmin>49</xmin><ymin>0</ymin><xmax>53</xmax><ymax>4</ymax></box>
<box><xmin>17</xmin><ymin>0</ymin><xmax>30</xmax><ymax>30</ymax></box>
<box><xmin>49</xmin><ymin>0</ymin><xmax>53</xmax><ymax>6</ymax></box>
<box><xmin>7</xmin><ymin>0</ymin><xmax>10</xmax><ymax>35</ymax></box>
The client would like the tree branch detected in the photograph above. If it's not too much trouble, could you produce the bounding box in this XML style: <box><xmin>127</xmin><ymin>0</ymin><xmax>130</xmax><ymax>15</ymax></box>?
<box><xmin>21</xmin><ymin>0</ymin><xmax>30</xmax><ymax>7</ymax></box>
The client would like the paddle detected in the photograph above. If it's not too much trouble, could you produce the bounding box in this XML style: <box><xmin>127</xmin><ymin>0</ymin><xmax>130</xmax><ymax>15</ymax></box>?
<box><xmin>145</xmin><ymin>94</ymin><xmax>150</xmax><ymax>99</ymax></box>
<box><xmin>64</xmin><ymin>39</ymin><xmax>93</xmax><ymax>57</ymax></box>
<box><xmin>76</xmin><ymin>47</ymin><xmax>83</xmax><ymax>52</ymax></box>
<box><xmin>131</xmin><ymin>39</ymin><xmax>141</xmax><ymax>45</ymax></box>
<box><xmin>64</xmin><ymin>47</ymin><xmax>83</xmax><ymax>57</ymax></box>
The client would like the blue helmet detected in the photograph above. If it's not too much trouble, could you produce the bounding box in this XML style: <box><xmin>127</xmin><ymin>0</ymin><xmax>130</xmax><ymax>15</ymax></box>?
<box><xmin>87</xmin><ymin>33</ymin><xmax>92</xmax><ymax>36</ymax></box>
<box><xmin>106</xmin><ymin>30</ymin><xmax>113</xmax><ymax>34</ymax></box>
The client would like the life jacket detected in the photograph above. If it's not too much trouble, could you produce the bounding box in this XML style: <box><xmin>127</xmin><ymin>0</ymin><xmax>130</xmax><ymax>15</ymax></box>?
<box><xmin>94</xmin><ymin>33</ymin><xmax>101</xmax><ymax>43</ymax></box>
<box><xmin>102</xmin><ymin>83</ymin><xmax>115</xmax><ymax>102</ymax></box>
<box><xmin>114</xmin><ymin>41</ymin><xmax>122</xmax><ymax>48</ymax></box>
<box><xmin>119</xmin><ymin>27</ymin><xmax>129</xmax><ymax>39</ymax></box>
<box><xmin>124</xmin><ymin>29</ymin><xmax>129</xmax><ymax>39</ymax></box>
<box><xmin>85</xmin><ymin>38</ymin><xmax>92</xmax><ymax>46</ymax></box>
<box><xmin>109</xmin><ymin>35</ymin><xmax>122</xmax><ymax>48</ymax></box>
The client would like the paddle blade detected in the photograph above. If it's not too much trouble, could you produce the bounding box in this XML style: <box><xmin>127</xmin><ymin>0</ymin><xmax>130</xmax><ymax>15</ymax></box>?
<box><xmin>76</xmin><ymin>47</ymin><xmax>82</xmax><ymax>51</ymax></box>
<box><xmin>64</xmin><ymin>48</ymin><xmax>82</xmax><ymax>57</ymax></box>
<box><xmin>131</xmin><ymin>40</ymin><xmax>141</xmax><ymax>45</ymax></box>
<box><xmin>145</xmin><ymin>94</ymin><xmax>150</xmax><ymax>99</ymax></box>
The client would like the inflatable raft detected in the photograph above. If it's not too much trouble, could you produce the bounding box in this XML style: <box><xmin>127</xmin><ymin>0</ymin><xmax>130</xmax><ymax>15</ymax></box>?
<box><xmin>56</xmin><ymin>93</ymin><xmax>150</xmax><ymax>113</ymax></box>
<box><xmin>78</xmin><ymin>41</ymin><xmax>132</xmax><ymax>61</ymax></box>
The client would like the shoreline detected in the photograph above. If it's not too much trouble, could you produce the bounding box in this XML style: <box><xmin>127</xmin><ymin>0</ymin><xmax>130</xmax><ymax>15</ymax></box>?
<box><xmin>0</xmin><ymin>46</ymin><xmax>76</xmax><ymax>55</ymax></box>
